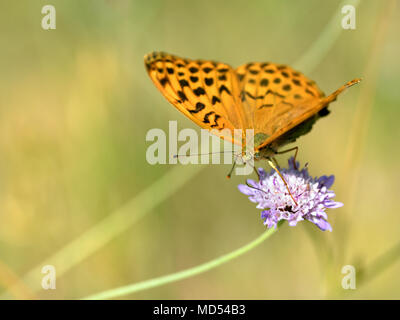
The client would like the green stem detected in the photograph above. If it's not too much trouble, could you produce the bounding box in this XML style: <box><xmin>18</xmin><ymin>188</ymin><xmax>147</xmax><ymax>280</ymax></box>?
<box><xmin>0</xmin><ymin>165</ymin><xmax>202</xmax><ymax>299</ymax></box>
<box><xmin>83</xmin><ymin>225</ymin><xmax>280</xmax><ymax>300</ymax></box>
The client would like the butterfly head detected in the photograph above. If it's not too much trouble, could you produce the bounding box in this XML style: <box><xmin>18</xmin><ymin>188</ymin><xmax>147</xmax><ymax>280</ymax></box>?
<box><xmin>254</xmin><ymin>146</ymin><xmax>276</xmax><ymax>160</ymax></box>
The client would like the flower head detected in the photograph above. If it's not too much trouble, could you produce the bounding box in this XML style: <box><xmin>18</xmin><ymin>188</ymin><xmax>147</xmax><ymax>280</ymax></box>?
<box><xmin>238</xmin><ymin>158</ymin><xmax>343</xmax><ymax>231</ymax></box>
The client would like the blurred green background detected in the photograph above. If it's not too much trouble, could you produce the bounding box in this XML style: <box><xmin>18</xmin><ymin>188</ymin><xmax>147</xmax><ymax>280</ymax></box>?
<box><xmin>0</xmin><ymin>0</ymin><xmax>399</xmax><ymax>299</ymax></box>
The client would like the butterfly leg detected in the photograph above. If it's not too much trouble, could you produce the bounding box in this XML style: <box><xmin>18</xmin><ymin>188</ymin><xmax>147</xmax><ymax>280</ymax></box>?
<box><xmin>274</xmin><ymin>146</ymin><xmax>299</xmax><ymax>170</ymax></box>
<box><xmin>271</xmin><ymin>156</ymin><xmax>280</xmax><ymax>168</ymax></box>
<box><xmin>227</xmin><ymin>150</ymin><xmax>257</xmax><ymax>179</ymax></box>
<box><xmin>253</xmin><ymin>165</ymin><xmax>260</xmax><ymax>180</ymax></box>
<box><xmin>266</xmin><ymin>157</ymin><xmax>298</xmax><ymax>206</ymax></box>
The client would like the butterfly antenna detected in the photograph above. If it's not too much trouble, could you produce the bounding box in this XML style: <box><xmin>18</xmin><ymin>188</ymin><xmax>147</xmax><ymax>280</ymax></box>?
<box><xmin>226</xmin><ymin>147</ymin><xmax>246</xmax><ymax>179</ymax></box>
<box><xmin>226</xmin><ymin>159</ymin><xmax>237</xmax><ymax>179</ymax></box>
<box><xmin>266</xmin><ymin>158</ymin><xmax>298</xmax><ymax>207</ymax></box>
<box><xmin>173</xmin><ymin>150</ymin><xmax>234</xmax><ymax>159</ymax></box>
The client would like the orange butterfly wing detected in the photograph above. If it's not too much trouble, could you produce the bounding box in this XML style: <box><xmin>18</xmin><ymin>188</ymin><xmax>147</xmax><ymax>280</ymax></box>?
<box><xmin>257</xmin><ymin>78</ymin><xmax>361</xmax><ymax>150</ymax></box>
<box><xmin>235</xmin><ymin>62</ymin><xmax>360</xmax><ymax>149</ymax></box>
<box><xmin>144</xmin><ymin>52</ymin><xmax>246</xmax><ymax>145</ymax></box>
<box><xmin>145</xmin><ymin>52</ymin><xmax>360</xmax><ymax>151</ymax></box>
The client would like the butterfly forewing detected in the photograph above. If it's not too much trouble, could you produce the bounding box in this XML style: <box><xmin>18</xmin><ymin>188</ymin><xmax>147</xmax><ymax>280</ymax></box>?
<box><xmin>145</xmin><ymin>52</ymin><xmax>245</xmax><ymax>145</ymax></box>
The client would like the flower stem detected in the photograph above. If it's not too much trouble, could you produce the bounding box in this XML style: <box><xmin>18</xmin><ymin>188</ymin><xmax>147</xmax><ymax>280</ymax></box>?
<box><xmin>83</xmin><ymin>225</ymin><xmax>280</xmax><ymax>300</ymax></box>
<box><xmin>0</xmin><ymin>165</ymin><xmax>202</xmax><ymax>299</ymax></box>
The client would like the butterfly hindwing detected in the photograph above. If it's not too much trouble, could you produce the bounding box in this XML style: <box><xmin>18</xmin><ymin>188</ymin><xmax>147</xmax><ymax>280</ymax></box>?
<box><xmin>236</xmin><ymin>62</ymin><xmax>325</xmax><ymax>139</ymax></box>
<box><xmin>258</xmin><ymin>78</ymin><xmax>361</xmax><ymax>149</ymax></box>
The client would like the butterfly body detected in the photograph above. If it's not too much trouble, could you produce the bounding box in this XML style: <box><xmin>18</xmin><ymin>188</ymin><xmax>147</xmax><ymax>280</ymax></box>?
<box><xmin>144</xmin><ymin>52</ymin><xmax>360</xmax><ymax>158</ymax></box>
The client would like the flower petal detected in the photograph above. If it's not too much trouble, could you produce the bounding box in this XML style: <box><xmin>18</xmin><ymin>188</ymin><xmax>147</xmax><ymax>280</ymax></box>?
<box><xmin>313</xmin><ymin>219</ymin><xmax>332</xmax><ymax>232</ymax></box>
<box><xmin>238</xmin><ymin>159</ymin><xmax>342</xmax><ymax>232</ymax></box>
<box><xmin>238</xmin><ymin>184</ymin><xmax>254</xmax><ymax>195</ymax></box>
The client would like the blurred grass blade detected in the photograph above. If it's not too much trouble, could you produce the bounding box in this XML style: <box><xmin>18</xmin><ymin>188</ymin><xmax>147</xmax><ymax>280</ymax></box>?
<box><xmin>336</xmin><ymin>0</ymin><xmax>395</xmax><ymax>265</ymax></box>
<box><xmin>0</xmin><ymin>165</ymin><xmax>202</xmax><ymax>298</ymax></box>
<box><xmin>83</xmin><ymin>226</ymin><xmax>279</xmax><ymax>300</ymax></box>
<box><xmin>358</xmin><ymin>240</ymin><xmax>400</xmax><ymax>287</ymax></box>
<box><xmin>0</xmin><ymin>260</ymin><xmax>37</xmax><ymax>300</ymax></box>
<box><xmin>294</xmin><ymin>0</ymin><xmax>361</xmax><ymax>73</ymax></box>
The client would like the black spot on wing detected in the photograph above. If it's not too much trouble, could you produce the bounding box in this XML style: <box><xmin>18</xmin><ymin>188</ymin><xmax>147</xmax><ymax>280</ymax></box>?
<box><xmin>203</xmin><ymin>111</ymin><xmax>214</xmax><ymax>124</ymax></box>
<box><xmin>281</xmin><ymin>100</ymin><xmax>294</xmax><ymax>107</ymax></box>
<box><xmin>292</xmin><ymin>79</ymin><xmax>301</xmax><ymax>86</ymax></box>
<box><xmin>258</xmin><ymin>104</ymin><xmax>274</xmax><ymax>109</ymax></box>
<box><xmin>265</xmin><ymin>89</ymin><xmax>285</xmax><ymax>98</ymax></box>
<box><xmin>219</xmin><ymin>85</ymin><xmax>231</xmax><ymax>95</ymax></box>
<box><xmin>177</xmin><ymin>91</ymin><xmax>188</xmax><ymax>102</ymax></box>
<box><xmin>179</xmin><ymin>79</ymin><xmax>189</xmax><ymax>87</ymax></box>
<box><xmin>245</xmin><ymin>91</ymin><xmax>256</xmax><ymax>100</ymax></box>
<box><xmin>249</xmin><ymin>69</ymin><xmax>259</xmax><ymax>75</ymax></box>
<box><xmin>217</xmin><ymin>68</ymin><xmax>229</xmax><ymax>73</ymax></box>
<box><xmin>189</xmin><ymin>102</ymin><xmax>205</xmax><ymax>114</ymax></box>
<box><xmin>212</xmin><ymin>96</ymin><xmax>221</xmax><ymax>105</ymax></box>
<box><xmin>210</xmin><ymin>114</ymin><xmax>221</xmax><ymax>128</ymax></box>
<box><xmin>193</xmin><ymin>87</ymin><xmax>206</xmax><ymax>96</ymax></box>
<box><xmin>159</xmin><ymin>77</ymin><xmax>168</xmax><ymax>87</ymax></box>
<box><xmin>305</xmin><ymin>88</ymin><xmax>315</xmax><ymax>96</ymax></box>
<box><xmin>245</xmin><ymin>91</ymin><xmax>264</xmax><ymax>100</ymax></box>
<box><xmin>205</xmin><ymin>78</ymin><xmax>214</xmax><ymax>86</ymax></box>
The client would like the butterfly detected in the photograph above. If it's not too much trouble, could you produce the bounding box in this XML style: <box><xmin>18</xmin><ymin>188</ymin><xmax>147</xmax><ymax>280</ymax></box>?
<box><xmin>144</xmin><ymin>51</ymin><xmax>360</xmax><ymax>200</ymax></box>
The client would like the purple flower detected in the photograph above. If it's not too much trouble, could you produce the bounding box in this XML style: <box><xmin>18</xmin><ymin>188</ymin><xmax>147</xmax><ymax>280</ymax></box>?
<box><xmin>238</xmin><ymin>158</ymin><xmax>343</xmax><ymax>231</ymax></box>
